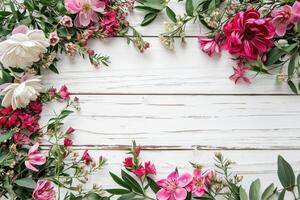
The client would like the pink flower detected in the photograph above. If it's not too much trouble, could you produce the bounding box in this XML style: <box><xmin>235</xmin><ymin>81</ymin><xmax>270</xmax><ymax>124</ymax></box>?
<box><xmin>134</xmin><ymin>146</ymin><xmax>141</xmax><ymax>156</ymax></box>
<box><xmin>12</xmin><ymin>25</ymin><xmax>29</xmax><ymax>35</ymax></box>
<box><xmin>59</xmin><ymin>85</ymin><xmax>70</xmax><ymax>100</ymax></box>
<box><xmin>198</xmin><ymin>34</ymin><xmax>223</xmax><ymax>57</ymax></box>
<box><xmin>132</xmin><ymin>165</ymin><xmax>145</xmax><ymax>177</ymax></box>
<box><xmin>29</xmin><ymin>100</ymin><xmax>43</xmax><ymax>114</ymax></box>
<box><xmin>49</xmin><ymin>87</ymin><xmax>56</xmax><ymax>97</ymax></box>
<box><xmin>25</xmin><ymin>142</ymin><xmax>47</xmax><ymax>172</ymax></box>
<box><xmin>203</xmin><ymin>170</ymin><xmax>216</xmax><ymax>184</ymax></box>
<box><xmin>59</xmin><ymin>15</ymin><xmax>74</xmax><ymax>27</ymax></box>
<box><xmin>67</xmin><ymin>127</ymin><xmax>75</xmax><ymax>134</ymax></box>
<box><xmin>101</xmin><ymin>10</ymin><xmax>120</xmax><ymax>36</ymax></box>
<box><xmin>49</xmin><ymin>32</ymin><xmax>60</xmax><ymax>46</ymax></box>
<box><xmin>145</xmin><ymin>161</ymin><xmax>156</xmax><ymax>175</ymax></box>
<box><xmin>13</xmin><ymin>133</ymin><xmax>29</xmax><ymax>145</ymax></box>
<box><xmin>224</xmin><ymin>9</ymin><xmax>275</xmax><ymax>60</ymax></box>
<box><xmin>186</xmin><ymin>169</ymin><xmax>208</xmax><ymax>197</ymax></box>
<box><xmin>32</xmin><ymin>180</ymin><xmax>56</xmax><ymax>200</ymax></box>
<box><xmin>82</xmin><ymin>149</ymin><xmax>92</xmax><ymax>163</ymax></box>
<box><xmin>64</xmin><ymin>42</ymin><xmax>77</xmax><ymax>56</ymax></box>
<box><xmin>271</xmin><ymin>1</ymin><xmax>300</xmax><ymax>36</ymax></box>
<box><xmin>64</xmin><ymin>138</ymin><xmax>73</xmax><ymax>146</ymax></box>
<box><xmin>156</xmin><ymin>171</ymin><xmax>192</xmax><ymax>200</ymax></box>
<box><xmin>123</xmin><ymin>157</ymin><xmax>133</xmax><ymax>168</ymax></box>
<box><xmin>229</xmin><ymin>66</ymin><xmax>251</xmax><ymax>84</ymax></box>
<box><xmin>65</xmin><ymin>0</ymin><xmax>105</xmax><ymax>27</ymax></box>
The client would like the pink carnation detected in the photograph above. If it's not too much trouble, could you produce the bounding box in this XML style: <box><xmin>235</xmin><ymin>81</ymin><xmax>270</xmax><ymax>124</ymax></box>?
<box><xmin>198</xmin><ymin>34</ymin><xmax>223</xmax><ymax>57</ymax></box>
<box><xmin>65</xmin><ymin>0</ymin><xmax>105</xmax><ymax>27</ymax></box>
<box><xmin>32</xmin><ymin>180</ymin><xmax>56</xmax><ymax>200</ymax></box>
<box><xmin>271</xmin><ymin>1</ymin><xmax>300</xmax><ymax>36</ymax></box>
<box><xmin>223</xmin><ymin>9</ymin><xmax>275</xmax><ymax>60</ymax></box>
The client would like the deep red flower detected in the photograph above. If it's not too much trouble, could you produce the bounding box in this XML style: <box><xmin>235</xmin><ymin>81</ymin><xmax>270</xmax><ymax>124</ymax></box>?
<box><xmin>59</xmin><ymin>85</ymin><xmax>70</xmax><ymax>100</ymax></box>
<box><xmin>132</xmin><ymin>165</ymin><xmax>145</xmax><ymax>177</ymax></box>
<box><xmin>101</xmin><ymin>10</ymin><xmax>120</xmax><ymax>36</ymax></box>
<box><xmin>223</xmin><ymin>9</ymin><xmax>275</xmax><ymax>60</ymax></box>
<box><xmin>144</xmin><ymin>161</ymin><xmax>156</xmax><ymax>175</ymax></box>
<box><xmin>82</xmin><ymin>150</ymin><xmax>92</xmax><ymax>163</ymax></box>
<box><xmin>66</xmin><ymin>127</ymin><xmax>75</xmax><ymax>134</ymax></box>
<box><xmin>13</xmin><ymin>133</ymin><xmax>30</xmax><ymax>145</ymax></box>
<box><xmin>29</xmin><ymin>100</ymin><xmax>43</xmax><ymax>114</ymax></box>
<box><xmin>64</xmin><ymin>138</ymin><xmax>73</xmax><ymax>146</ymax></box>
<box><xmin>123</xmin><ymin>157</ymin><xmax>133</xmax><ymax>168</ymax></box>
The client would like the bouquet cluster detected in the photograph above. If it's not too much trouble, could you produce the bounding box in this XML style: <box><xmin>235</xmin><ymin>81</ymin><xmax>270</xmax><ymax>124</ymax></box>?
<box><xmin>137</xmin><ymin>0</ymin><xmax>300</xmax><ymax>93</ymax></box>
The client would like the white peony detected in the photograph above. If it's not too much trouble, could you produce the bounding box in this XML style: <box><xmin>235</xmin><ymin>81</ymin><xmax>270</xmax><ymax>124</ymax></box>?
<box><xmin>0</xmin><ymin>29</ymin><xmax>50</xmax><ymax>69</ymax></box>
<box><xmin>0</xmin><ymin>76</ymin><xmax>44</xmax><ymax>110</ymax></box>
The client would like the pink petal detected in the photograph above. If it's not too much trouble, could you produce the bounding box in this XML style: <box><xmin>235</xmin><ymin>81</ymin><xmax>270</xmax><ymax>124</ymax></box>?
<box><xmin>167</xmin><ymin>171</ymin><xmax>178</xmax><ymax>179</ymax></box>
<box><xmin>156</xmin><ymin>179</ymin><xmax>166</xmax><ymax>187</ymax></box>
<box><xmin>12</xmin><ymin>25</ymin><xmax>29</xmax><ymax>34</ymax></box>
<box><xmin>79</xmin><ymin>11</ymin><xmax>92</xmax><ymax>26</ymax></box>
<box><xmin>156</xmin><ymin>189</ymin><xmax>171</xmax><ymax>200</ymax></box>
<box><xmin>91</xmin><ymin>0</ymin><xmax>105</xmax><ymax>12</ymax></box>
<box><xmin>65</xmin><ymin>0</ymin><xmax>81</xmax><ymax>13</ymax></box>
<box><xmin>193</xmin><ymin>169</ymin><xmax>202</xmax><ymax>178</ymax></box>
<box><xmin>291</xmin><ymin>1</ymin><xmax>300</xmax><ymax>24</ymax></box>
<box><xmin>194</xmin><ymin>189</ymin><xmax>206</xmax><ymax>197</ymax></box>
<box><xmin>29</xmin><ymin>154</ymin><xmax>46</xmax><ymax>165</ymax></box>
<box><xmin>174</xmin><ymin>188</ymin><xmax>187</xmax><ymax>200</ymax></box>
<box><xmin>28</xmin><ymin>142</ymin><xmax>40</xmax><ymax>155</ymax></box>
<box><xmin>177</xmin><ymin>173</ymin><xmax>192</xmax><ymax>187</ymax></box>
<box><xmin>25</xmin><ymin>161</ymin><xmax>38</xmax><ymax>172</ymax></box>
<box><xmin>90</xmin><ymin>11</ymin><xmax>99</xmax><ymax>23</ymax></box>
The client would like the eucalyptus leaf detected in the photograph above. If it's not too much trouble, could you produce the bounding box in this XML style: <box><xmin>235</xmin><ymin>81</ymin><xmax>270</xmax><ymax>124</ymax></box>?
<box><xmin>249</xmin><ymin>179</ymin><xmax>260</xmax><ymax>200</ymax></box>
<box><xmin>141</xmin><ymin>13</ymin><xmax>157</xmax><ymax>26</ymax></box>
<box><xmin>0</xmin><ymin>131</ymin><xmax>13</xmax><ymax>144</ymax></box>
<box><xmin>278</xmin><ymin>189</ymin><xmax>285</xmax><ymax>200</ymax></box>
<box><xmin>288</xmin><ymin>80</ymin><xmax>298</xmax><ymax>94</ymax></box>
<box><xmin>166</xmin><ymin>6</ymin><xmax>177</xmax><ymax>22</ymax></box>
<box><xmin>239</xmin><ymin>187</ymin><xmax>248</xmax><ymax>200</ymax></box>
<box><xmin>297</xmin><ymin>174</ymin><xmax>300</xmax><ymax>197</ymax></box>
<box><xmin>288</xmin><ymin>54</ymin><xmax>299</xmax><ymax>78</ymax></box>
<box><xmin>185</xmin><ymin>0</ymin><xmax>194</xmax><ymax>16</ymax></box>
<box><xmin>277</xmin><ymin>155</ymin><xmax>295</xmax><ymax>191</ymax></box>
<box><xmin>261</xmin><ymin>183</ymin><xmax>275</xmax><ymax>200</ymax></box>
<box><xmin>15</xmin><ymin>178</ymin><xmax>36</xmax><ymax>189</ymax></box>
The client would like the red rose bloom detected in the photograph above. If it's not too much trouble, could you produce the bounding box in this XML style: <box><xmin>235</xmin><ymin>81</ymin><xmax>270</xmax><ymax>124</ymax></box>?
<box><xmin>132</xmin><ymin>165</ymin><xmax>145</xmax><ymax>177</ymax></box>
<box><xmin>64</xmin><ymin>138</ymin><xmax>73</xmax><ymax>146</ymax></box>
<box><xmin>123</xmin><ymin>157</ymin><xmax>133</xmax><ymax>168</ymax></box>
<box><xmin>223</xmin><ymin>9</ymin><xmax>275</xmax><ymax>60</ymax></box>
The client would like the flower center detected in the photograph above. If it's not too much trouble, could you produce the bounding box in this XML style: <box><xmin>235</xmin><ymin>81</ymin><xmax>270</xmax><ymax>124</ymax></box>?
<box><xmin>82</xmin><ymin>3</ymin><xmax>92</xmax><ymax>13</ymax></box>
<box><xmin>165</xmin><ymin>179</ymin><xmax>178</xmax><ymax>191</ymax></box>
<box><xmin>244</xmin><ymin>29</ymin><xmax>255</xmax><ymax>40</ymax></box>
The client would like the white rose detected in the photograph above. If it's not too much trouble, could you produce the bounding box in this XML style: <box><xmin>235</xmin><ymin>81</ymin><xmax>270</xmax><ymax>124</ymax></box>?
<box><xmin>1</xmin><ymin>76</ymin><xmax>44</xmax><ymax>110</ymax></box>
<box><xmin>0</xmin><ymin>30</ymin><xmax>50</xmax><ymax>69</ymax></box>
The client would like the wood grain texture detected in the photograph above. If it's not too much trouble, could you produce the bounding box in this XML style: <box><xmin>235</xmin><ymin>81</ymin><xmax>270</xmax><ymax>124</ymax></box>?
<box><xmin>41</xmin><ymin>95</ymin><xmax>300</xmax><ymax>149</ymax></box>
<box><xmin>42</xmin><ymin>38</ymin><xmax>292</xmax><ymax>95</ymax></box>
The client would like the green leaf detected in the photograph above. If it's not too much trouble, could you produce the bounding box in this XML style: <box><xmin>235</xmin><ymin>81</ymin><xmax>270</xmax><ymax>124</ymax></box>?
<box><xmin>135</xmin><ymin>5</ymin><xmax>160</xmax><ymax>13</ymax></box>
<box><xmin>82</xmin><ymin>192</ymin><xmax>101</xmax><ymax>200</ymax></box>
<box><xmin>106</xmin><ymin>189</ymin><xmax>131</xmax><ymax>195</ymax></box>
<box><xmin>15</xmin><ymin>178</ymin><xmax>36</xmax><ymax>189</ymax></box>
<box><xmin>185</xmin><ymin>0</ymin><xmax>194</xmax><ymax>16</ymax></box>
<box><xmin>239</xmin><ymin>187</ymin><xmax>248</xmax><ymax>200</ymax></box>
<box><xmin>0</xmin><ymin>69</ymin><xmax>12</xmax><ymax>84</ymax></box>
<box><xmin>141</xmin><ymin>13</ymin><xmax>157</xmax><ymax>26</ymax></box>
<box><xmin>297</xmin><ymin>174</ymin><xmax>300</xmax><ymax>197</ymax></box>
<box><xmin>0</xmin><ymin>131</ymin><xmax>13</xmax><ymax>143</ymax></box>
<box><xmin>261</xmin><ymin>183</ymin><xmax>275</xmax><ymax>200</ymax></box>
<box><xmin>117</xmin><ymin>193</ymin><xmax>136</xmax><ymax>200</ymax></box>
<box><xmin>109</xmin><ymin>172</ymin><xmax>131</xmax><ymax>190</ymax></box>
<box><xmin>288</xmin><ymin>80</ymin><xmax>298</xmax><ymax>94</ymax></box>
<box><xmin>278</xmin><ymin>189</ymin><xmax>285</xmax><ymax>200</ymax></box>
<box><xmin>49</xmin><ymin>65</ymin><xmax>59</xmax><ymax>74</ymax></box>
<box><xmin>277</xmin><ymin>155</ymin><xmax>295</xmax><ymax>191</ymax></box>
<box><xmin>265</xmin><ymin>47</ymin><xmax>286</xmax><ymax>66</ymax></box>
<box><xmin>249</xmin><ymin>179</ymin><xmax>260</xmax><ymax>200</ymax></box>
<box><xmin>0</xmin><ymin>11</ymin><xmax>12</xmax><ymax>17</ymax></box>
<box><xmin>121</xmin><ymin>170</ymin><xmax>144</xmax><ymax>195</ymax></box>
<box><xmin>166</xmin><ymin>6</ymin><xmax>176</xmax><ymax>22</ymax></box>
<box><xmin>288</xmin><ymin>54</ymin><xmax>299</xmax><ymax>78</ymax></box>
<box><xmin>147</xmin><ymin>177</ymin><xmax>160</xmax><ymax>193</ymax></box>
<box><xmin>249</xmin><ymin>66</ymin><xmax>270</xmax><ymax>74</ymax></box>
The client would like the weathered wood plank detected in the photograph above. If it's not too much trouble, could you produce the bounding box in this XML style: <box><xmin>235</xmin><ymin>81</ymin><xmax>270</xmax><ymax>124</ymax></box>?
<box><xmin>42</xmin><ymin>38</ymin><xmax>291</xmax><ymax>94</ymax></box>
<box><xmin>41</xmin><ymin>95</ymin><xmax>300</xmax><ymax>149</ymax></box>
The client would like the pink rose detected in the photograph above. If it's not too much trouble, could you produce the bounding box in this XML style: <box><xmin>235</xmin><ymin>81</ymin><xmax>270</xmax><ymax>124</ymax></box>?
<box><xmin>32</xmin><ymin>180</ymin><xmax>56</xmax><ymax>200</ymax></box>
<box><xmin>223</xmin><ymin>9</ymin><xmax>275</xmax><ymax>60</ymax></box>
<box><xmin>271</xmin><ymin>1</ymin><xmax>300</xmax><ymax>36</ymax></box>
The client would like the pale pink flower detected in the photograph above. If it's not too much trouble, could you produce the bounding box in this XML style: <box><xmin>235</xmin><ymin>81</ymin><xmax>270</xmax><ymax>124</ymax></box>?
<box><xmin>186</xmin><ymin>169</ymin><xmax>208</xmax><ymax>197</ymax></box>
<box><xmin>49</xmin><ymin>32</ymin><xmax>59</xmax><ymax>46</ymax></box>
<box><xmin>59</xmin><ymin>15</ymin><xmax>74</xmax><ymax>27</ymax></box>
<box><xmin>12</xmin><ymin>25</ymin><xmax>29</xmax><ymax>35</ymax></box>
<box><xmin>32</xmin><ymin>180</ymin><xmax>56</xmax><ymax>200</ymax></box>
<box><xmin>198</xmin><ymin>34</ymin><xmax>223</xmax><ymax>57</ymax></box>
<box><xmin>271</xmin><ymin>1</ymin><xmax>300</xmax><ymax>36</ymax></box>
<box><xmin>65</xmin><ymin>0</ymin><xmax>105</xmax><ymax>27</ymax></box>
<box><xmin>229</xmin><ymin>66</ymin><xmax>251</xmax><ymax>84</ymax></box>
<box><xmin>25</xmin><ymin>142</ymin><xmax>47</xmax><ymax>172</ymax></box>
<box><xmin>156</xmin><ymin>171</ymin><xmax>192</xmax><ymax>200</ymax></box>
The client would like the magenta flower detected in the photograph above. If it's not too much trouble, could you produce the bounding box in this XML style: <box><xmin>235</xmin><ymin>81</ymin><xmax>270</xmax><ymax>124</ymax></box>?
<box><xmin>229</xmin><ymin>66</ymin><xmax>251</xmax><ymax>84</ymax></box>
<box><xmin>186</xmin><ymin>169</ymin><xmax>208</xmax><ymax>197</ymax></box>
<box><xmin>25</xmin><ymin>142</ymin><xmax>47</xmax><ymax>172</ymax></box>
<box><xmin>65</xmin><ymin>0</ymin><xmax>105</xmax><ymax>27</ymax></box>
<box><xmin>271</xmin><ymin>1</ymin><xmax>300</xmax><ymax>37</ymax></box>
<box><xmin>156</xmin><ymin>171</ymin><xmax>192</xmax><ymax>200</ymax></box>
<box><xmin>32</xmin><ymin>180</ymin><xmax>56</xmax><ymax>200</ymax></box>
<box><xmin>223</xmin><ymin>9</ymin><xmax>275</xmax><ymax>60</ymax></box>
<box><xmin>198</xmin><ymin>34</ymin><xmax>223</xmax><ymax>57</ymax></box>
<box><xmin>59</xmin><ymin>85</ymin><xmax>70</xmax><ymax>100</ymax></box>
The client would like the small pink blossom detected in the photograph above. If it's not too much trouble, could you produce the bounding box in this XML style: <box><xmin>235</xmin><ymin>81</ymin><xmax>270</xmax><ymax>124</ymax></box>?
<box><xmin>156</xmin><ymin>171</ymin><xmax>192</xmax><ymax>200</ymax></box>
<box><xmin>82</xmin><ymin>149</ymin><xmax>92</xmax><ymax>163</ymax></box>
<box><xmin>12</xmin><ymin>25</ymin><xmax>29</xmax><ymax>35</ymax></box>
<box><xmin>229</xmin><ymin>66</ymin><xmax>251</xmax><ymax>84</ymax></box>
<box><xmin>271</xmin><ymin>1</ymin><xmax>300</xmax><ymax>36</ymax></box>
<box><xmin>132</xmin><ymin>165</ymin><xmax>145</xmax><ymax>177</ymax></box>
<box><xmin>25</xmin><ymin>142</ymin><xmax>47</xmax><ymax>172</ymax></box>
<box><xmin>198</xmin><ymin>34</ymin><xmax>223</xmax><ymax>57</ymax></box>
<box><xmin>32</xmin><ymin>180</ymin><xmax>56</xmax><ymax>200</ymax></box>
<box><xmin>67</xmin><ymin>127</ymin><xmax>75</xmax><ymax>134</ymax></box>
<box><xmin>59</xmin><ymin>85</ymin><xmax>70</xmax><ymax>100</ymax></box>
<box><xmin>65</xmin><ymin>0</ymin><xmax>105</xmax><ymax>27</ymax></box>
<box><xmin>186</xmin><ymin>169</ymin><xmax>208</xmax><ymax>197</ymax></box>
<box><xmin>203</xmin><ymin>170</ymin><xmax>216</xmax><ymax>184</ymax></box>
<box><xmin>144</xmin><ymin>161</ymin><xmax>156</xmax><ymax>175</ymax></box>
<box><xmin>59</xmin><ymin>15</ymin><xmax>74</xmax><ymax>27</ymax></box>
<box><xmin>49</xmin><ymin>87</ymin><xmax>57</xmax><ymax>97</ymax></box>
<box><xmin>49</xmin><ymin>32</ymin><xmax>60</xmax><ymax>46</ymax></box>
<box><xmin>65</xmin><ymin>42</ymin><xmax>77</xmax><ymax>56</ymax></box>
<box><xmin>123</xmin><ymin>157</ymin><xmax>133</xmax><ymax>168</ymax></box>
<box><xmin>64</xmin><ymin>138</ymin><xmax>73</xmax><ymax>146</ymax></box>
<box><xmin>134</xmin><ymin>146</ymin><xmax>141</xmax><ymax>156</ymax></box>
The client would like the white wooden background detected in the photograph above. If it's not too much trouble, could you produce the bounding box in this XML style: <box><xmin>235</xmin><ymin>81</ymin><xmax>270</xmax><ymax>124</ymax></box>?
<box><xmin>42</xmin><ymin>1</ymin><xmax>300</xmax><ymax>198</ymax></box>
